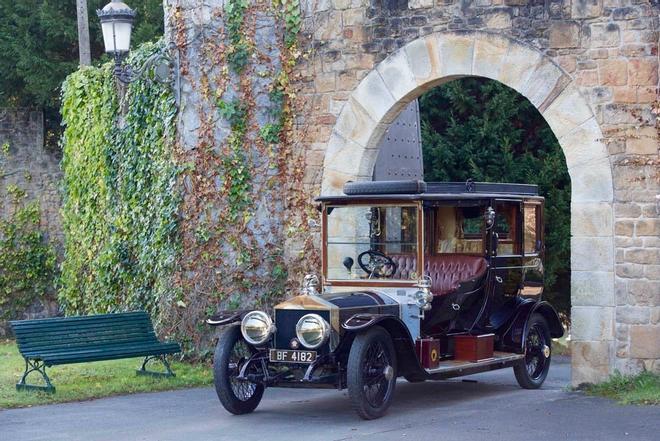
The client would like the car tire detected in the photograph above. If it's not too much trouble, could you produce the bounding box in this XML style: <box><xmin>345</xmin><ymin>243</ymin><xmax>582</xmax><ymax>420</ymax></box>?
<box><xmin>514</xmin><ymin>313</ymin><xmax>552</xmax><ymax>389</ymax></box>
<box><xmin>213</xmin><ymin>325</ymin><xmax>265</xmax><ymax>415</ymax></box>
<box><xmin>347</xmin><ymin>326</ymin><xmax>397</xmax><ymax>420</ymax></box>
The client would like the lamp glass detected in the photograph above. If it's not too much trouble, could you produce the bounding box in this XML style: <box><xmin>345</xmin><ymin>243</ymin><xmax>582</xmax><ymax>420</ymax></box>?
<box><xmin>101</xmin><ymin>20</ymin><xmax>132</xmax><ymax>53</ymax></box>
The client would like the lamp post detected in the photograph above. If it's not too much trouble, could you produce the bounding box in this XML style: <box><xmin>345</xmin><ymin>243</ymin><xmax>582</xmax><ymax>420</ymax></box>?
<box><xmin>96</xmin><ymin>0</ymin><xmax>178</xmax><ymax>90</ymax></box>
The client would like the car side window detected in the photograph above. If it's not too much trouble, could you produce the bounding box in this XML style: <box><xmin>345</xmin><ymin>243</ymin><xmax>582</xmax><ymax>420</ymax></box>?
<box><xmin>494</xmin><ymin>203</ymin><xmax>521</xmax><ymax>255</ymax></box>
<box><xmin>523</xmin><ymin>204</ymin><xmax>540</xmax><ymax>255</ymax></box>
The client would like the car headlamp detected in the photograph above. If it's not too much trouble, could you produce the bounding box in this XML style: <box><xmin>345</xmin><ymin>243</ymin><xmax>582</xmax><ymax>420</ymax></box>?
<box><xmin>295</xmin><ymin>314</ymin><xmax>330</xmax><ymax>349</ymax></box>
<box><xmin>240</xmin><ymin>311</ymin><xmax>274</xmax><ymax>345</ymax></box>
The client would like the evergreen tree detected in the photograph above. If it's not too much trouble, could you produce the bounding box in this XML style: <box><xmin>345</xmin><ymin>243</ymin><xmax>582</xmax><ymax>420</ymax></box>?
<box><xmin>420</xmin><ymin>78</ymin><xmax>571</xmax><ymax>317</ymax></box>
<box><xmin>0</xmin><ymin>0</ymin><xmax>164</xmax><ymax>148</ymax></box>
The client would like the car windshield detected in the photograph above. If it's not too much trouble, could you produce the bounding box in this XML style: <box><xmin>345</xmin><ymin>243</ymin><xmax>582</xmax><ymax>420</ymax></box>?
<box><xmin>325</xmin><ymin>204</ymin><xmax>418</xmax><ymax>282</ymax></box>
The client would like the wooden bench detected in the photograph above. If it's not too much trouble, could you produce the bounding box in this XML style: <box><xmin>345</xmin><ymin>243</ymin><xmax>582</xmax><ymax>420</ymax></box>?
<box><xmin>10</xmin><ymin>311</ymin><xmax>181</xmax><ymax>393</ymax></box>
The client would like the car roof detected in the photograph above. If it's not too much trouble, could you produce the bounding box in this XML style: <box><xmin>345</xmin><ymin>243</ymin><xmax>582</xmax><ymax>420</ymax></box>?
<box><xmin>316</xmin><ymin>180</ymin><xmax>544</xmax><ymax>203</ymax></box>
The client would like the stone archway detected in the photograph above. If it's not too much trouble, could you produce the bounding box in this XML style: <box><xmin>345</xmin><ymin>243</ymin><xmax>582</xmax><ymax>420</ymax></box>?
<box><xmin>320</xmin><ymin>31</ymin><xmax>615</xmax><ymax>386</ymax></box>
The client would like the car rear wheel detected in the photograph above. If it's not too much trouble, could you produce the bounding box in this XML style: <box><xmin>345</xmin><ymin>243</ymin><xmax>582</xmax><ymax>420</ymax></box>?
<box><xmin>514</xmin><ymin>313</ymin><xmax>552</xmax><ymax>389</ymax></box>
<box><xmin>213</xmin><ymin>325</ymin><xmax>264</xmax><ymax>415</ymax></box>
<box><xmin>347</xmin><ymin>326</ymin><xmax>397</xmax><ymax>420</ymax></box>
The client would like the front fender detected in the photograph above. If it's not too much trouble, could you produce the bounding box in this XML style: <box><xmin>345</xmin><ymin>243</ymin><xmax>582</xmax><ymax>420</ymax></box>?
<box><xmin>342</xmin><ymin>313</ymin><xmax>426</xmax><ymax>379</ymax></box>
<box><xmin>206</xmin><ymin>309</ymin><xmax>251</xmax><ymax>326</ymax></box>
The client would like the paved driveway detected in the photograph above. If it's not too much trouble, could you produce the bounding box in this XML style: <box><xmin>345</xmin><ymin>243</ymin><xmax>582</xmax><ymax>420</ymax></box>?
<box><xmin>2</xmin><ymin>356</ymin><xmax>658</xmax><ymax>441</ymax></box>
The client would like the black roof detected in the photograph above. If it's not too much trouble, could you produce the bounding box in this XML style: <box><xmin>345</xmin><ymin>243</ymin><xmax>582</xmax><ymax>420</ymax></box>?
<box><xmin>316</xmin><ymin>180</ymin><xmax>541</xmax><ymax>203</ymax></box>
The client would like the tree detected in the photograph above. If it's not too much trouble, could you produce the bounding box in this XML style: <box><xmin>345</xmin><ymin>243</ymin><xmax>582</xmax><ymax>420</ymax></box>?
<box><xmin>0</xmin><ymin>0</ymin><xmax>164</xmax><ymax>148</ymax></box>
<box><xmin>419</xmin><ymin>77</ymin><xmax>571</xmax><ymax>317</ymax></box>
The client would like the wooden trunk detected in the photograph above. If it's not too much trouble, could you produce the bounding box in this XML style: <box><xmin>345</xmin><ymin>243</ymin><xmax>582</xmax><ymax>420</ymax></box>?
<box><xmin>453</xmin><ymin>333</ymin><xmax>494</xmax><ymax>362</ymax></box>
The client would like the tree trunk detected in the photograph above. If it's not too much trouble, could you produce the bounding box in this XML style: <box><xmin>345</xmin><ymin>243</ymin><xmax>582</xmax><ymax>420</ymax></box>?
<box><xmin>76</xmin><ymin>0</ymin><xmax>92</xmax><ymax>66</ymax></box>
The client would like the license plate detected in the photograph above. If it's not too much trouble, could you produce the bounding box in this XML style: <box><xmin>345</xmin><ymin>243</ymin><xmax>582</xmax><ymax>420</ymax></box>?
<box><xmin>269</xmin><ymin>349</ymin><xmax>317</xmax><ymax>363</ymax></box>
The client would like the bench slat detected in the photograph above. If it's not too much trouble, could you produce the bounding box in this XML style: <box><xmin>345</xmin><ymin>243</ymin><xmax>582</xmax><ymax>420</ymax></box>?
<box><xmin>14</xmin><ymin>325</ymin><xmax>156</xmax><ymax>341</ymax></box>
<box><xmin>25</xmin><ymin>341</ymin><xmax>179</xmax><ymax>359</ymax></box>
<box><xmin>10</xmin><ymin>311</ymin><xmax>148</xmax><ymax>326</ymax></box>
<box><xmin>39</xmin><ymin>344</ymin><xmax>181</xmax><ymax>366</ymax></box>
<box><xmin>18</xmin><ymin>335</ymin><xmax>160</xmax><ymax>353</ymax></box>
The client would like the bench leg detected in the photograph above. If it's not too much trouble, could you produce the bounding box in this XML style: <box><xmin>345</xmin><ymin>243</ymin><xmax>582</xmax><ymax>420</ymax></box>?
<box><xmin>136</xmin><ymin>355</ymin><xmax>176</xmax><ymax>378</ymax></box>
<box><xmin>16</xmin><ymin>359</ymin><xmax>56</xmax><ymax>393</ymax></box>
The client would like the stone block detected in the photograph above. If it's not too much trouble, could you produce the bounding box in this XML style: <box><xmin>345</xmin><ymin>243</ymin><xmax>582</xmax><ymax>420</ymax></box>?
<box><xmin>624</xmin><ymin>248</ymin><xmax>660</xmax><ymax>265</ymax></box>
<box><xmin>571</xmin><ymin>341</ymin><xmax>612</xmax><ymax>385</ymax></box>
<box><xmin>651</xmin><ymin>308</ymin><xmax>660</xmax><ymax>325</ymax></box>
<box><xmin>497</xmin><ymin>42</ymin><xmax>543</xmax><ymax>92</ymax></box>
<box><xmin>376</xmin><ymin>48</ymin><xmax>418</xmax><ymax>102</ymax></box>
<box><xmin>616</xmin><ymin>306</ymin><xmax>650</xmax><ymax>324</ymax></box>
<box><xmin>572</xmin><ymin>271</ymin><xmax>614</xmax><ymax>306</ymax></box>
<box><xmin>598</xmin><ymin>59</ymin><xmax>627</xmax><ymax>86</ymax></box>
<box><xmin>472</xmin><ymin>33</ymin><xmax>510</xmax><ymax>80</ymax></box>
<box><xmin>314</xmin><ymin>72</ymin><xmax>336</xmax><ymax>93</ymax></box>
<box><xmin>572</xmin><ymin>306</ymin><xmax>614</xmax><ymax>341</ymax></box>
<box><xmin>589</xmin><ymin>23</ymin><xmax>620</xmax><ymax>48</ymax></box>
<box><xmin>549</xmin><ymin>22</ymin><xmax>580</xmax><ymax>49</ymax></box>
<box><xmin>636</xmin><ymin>219</ymin><xmax>660</xmax><ymax>236</ymax></box>
<box><xmin>332</xmin><ymin>98</ymin><xmax>378</xmax><ymax>148</ymax></box>
<box><xmin>614</xmin><ymin>220</ymin><xmax>634</xmax><ymax>236</ymax></box>
<box><xmin>485</xmin><ymin>11</ymin><xmax>512</xmax><ymax>29</ymax></box>
<box><xmin>628</xmin><ymin>58</ymin><xmax>659</xmax><ymax>86</ymax></box>
<box><xmin>408</xmin><ymin>0</ymin><xmax>434</xmax><ymax>8</ymax></box>
<box><xmin>351</xmin><ymin>70</ymin><xmax>396</xmax><ymax>124</ymax></box>
<box><xmin>625</xmin><ymin>126</ymin><xmax>658</xmax><ymax>155</ymax></box>
<box><xmin>571</xmin><ymin>236</ymin><xmax>614</xmax><ymax>271</ymax></box>
<box><xmin>630</xmin><ymin>326</ymin><xmax>660</xmax><ymax>358</ymax></box>
<box><xmin>558</xmin><ymin>117</ymin><xmax>608</xmax><ymax>170</ymax></box>
<box><xmin>571</xmin><ymin>201</ymin><xmax>613</xmax><ymax>237</ymax></box>
<box><xmin>645</xmin><ymin>265</ymin><xmax>660</xmax><ymax>280</ymax></box>
<box><xmin>520</xmin><ymin>59</ymin><xmax>569</xmax><ymax>111</ymax></box>
<box><xmin>571</xmin><ymin>0</ymin><xmax>603</xmax><ymax>19</ymax></box>
<box><xmin>542</xmin><ymin>85</ymin><xmax>594</xmax><ymax>139</ymax></box>
<box><xmin>403</xmin><ymin>36</ymin><xmax>439</xmax><ymax>86</ymax></box>
<box><xmin>628</xmin><ymin>279</ymin><xmax>660</xmax><ymax>306</ymax></box>
<box><xmin>569</xmin><ymin>158</ymin><xmax>613</xmax><ymax>203</ymax></box>
<box><xmin>436</xmin><ymin>33</ymin><xmax>475</xmax><ymax>78</ymax></box>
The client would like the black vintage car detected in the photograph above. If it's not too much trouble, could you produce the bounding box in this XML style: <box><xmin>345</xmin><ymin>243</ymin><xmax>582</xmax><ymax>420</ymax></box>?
<box><xmin>208</xmin><ymin>180</ymin><xmax>564</xmax><ymax>419</ymax></box>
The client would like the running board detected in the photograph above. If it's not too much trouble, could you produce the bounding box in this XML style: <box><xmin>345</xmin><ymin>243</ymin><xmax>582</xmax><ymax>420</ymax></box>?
<box><xmin>424</xmin><ymin>351</ymin><xmax>524</xmax><ymax>380</ymax></box>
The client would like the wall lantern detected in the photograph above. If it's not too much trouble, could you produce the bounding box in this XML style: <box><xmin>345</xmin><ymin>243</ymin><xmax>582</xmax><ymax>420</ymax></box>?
<box><xmin>97</xmin><ymin>0</ymin><xmax>178</xmax><ymax>96</ymax></box>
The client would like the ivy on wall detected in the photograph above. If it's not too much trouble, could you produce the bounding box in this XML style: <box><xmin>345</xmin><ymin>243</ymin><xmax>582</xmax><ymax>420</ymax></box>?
<box><xmin>0</xmin><ymin>144</ymin><xmax>57</xmax><ymax>319</ymax></box>
<box><xmin>165</xmin><ymin>0</ymin><xmax>315</xmax><ymax>355</ymax></box>
<box><xmin>59</xmin><ymin>41</ymin><xmax>179</xmax><ymax>323</ymax></box>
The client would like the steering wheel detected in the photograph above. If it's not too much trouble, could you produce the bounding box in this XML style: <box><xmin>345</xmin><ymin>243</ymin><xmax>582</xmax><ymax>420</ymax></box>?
<box><xmin>357</xmin><ymin>250</ymin><xmax>398</xmax><ymax>279</ymax></box>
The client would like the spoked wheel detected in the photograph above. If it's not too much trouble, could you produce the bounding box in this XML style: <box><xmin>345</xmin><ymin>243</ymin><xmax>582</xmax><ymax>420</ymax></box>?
<box><xmin>514</xmin><ymin>313</ymin><xmax>552</xmax><ymax>389</ymax></box>
<box><xmin>347</xmin><ymin>326</ymin><xmax>397</xmax><ymax>420</ymax></box>
<box><xmin>213</xmin><ymin>325</ymin><xmax>264</xmax><ymax>414</ymax></box>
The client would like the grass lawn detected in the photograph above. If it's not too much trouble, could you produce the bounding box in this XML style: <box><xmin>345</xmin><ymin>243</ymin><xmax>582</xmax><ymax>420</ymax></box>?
<box><xmin>0</xmin><ymin>340</ymin><xmax>212</xmax><ymax>409</ymax></box>
<box><xmin>585</xmin><ymin>371</ymin><xmax>660</xmax><ymax>406</ymax></box>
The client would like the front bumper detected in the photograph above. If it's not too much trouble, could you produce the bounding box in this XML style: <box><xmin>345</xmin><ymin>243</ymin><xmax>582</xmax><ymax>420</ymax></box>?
<box><xmin>236</xmin><ymin>350</ymin><xmax>343</xmax><ymax>389</ymax></box>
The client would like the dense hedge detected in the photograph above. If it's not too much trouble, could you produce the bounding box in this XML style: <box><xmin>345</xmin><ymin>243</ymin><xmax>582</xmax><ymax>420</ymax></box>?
<box><xmin>59</xmin><ymin>41</ymin><xmax>179</xmax><ymax>324</ymax></box>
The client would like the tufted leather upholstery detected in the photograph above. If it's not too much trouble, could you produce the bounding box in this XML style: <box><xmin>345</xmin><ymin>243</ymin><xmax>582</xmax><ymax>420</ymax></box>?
<box><xmin>390</xmin><ymin>254</ymin><xmax>488</xmax><ymax>296</ymax></box>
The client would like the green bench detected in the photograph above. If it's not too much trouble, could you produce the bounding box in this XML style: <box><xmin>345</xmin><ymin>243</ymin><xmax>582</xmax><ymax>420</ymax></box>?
<box><xmin>10</xmin><ymin>311</ymin><xmax>181</xmax><ymax>393</ymax></box>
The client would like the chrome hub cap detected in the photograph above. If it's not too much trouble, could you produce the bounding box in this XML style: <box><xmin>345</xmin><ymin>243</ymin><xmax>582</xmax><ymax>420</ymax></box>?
<box><xmin>542</xmin><ymin>345</ymin><xmax>551</xmax><ymax>358</ymax></box>
<box><xmin>383</xmin><ymin>365</ymin><xmax>394</xmax><ymax>381</ymax></box>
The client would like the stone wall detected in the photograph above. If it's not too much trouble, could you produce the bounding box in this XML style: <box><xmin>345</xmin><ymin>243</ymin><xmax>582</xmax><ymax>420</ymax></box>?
<box><xmin>165</xmin><ymin>0</ymin><xmax>659</xmax><ymax>384</ymax></box>
<box><xmin>0</xmin><ymin>109</ymin><xmax>61</xmax><ymax>334</ymax></box>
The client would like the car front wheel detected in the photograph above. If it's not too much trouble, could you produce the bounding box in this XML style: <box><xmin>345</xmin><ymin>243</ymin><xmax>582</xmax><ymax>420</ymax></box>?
<box><xmin>213</xmin><ymin>325</ymin><xmax>264</xmax><ymax>415</ymax></box>
<box><xmin>514</xmin><ymin>313</ymin><xmax>552</xmax><ymax>389</ymax></box>
<box><xmin>347</xmin><ymin>326</ymin><xmax>397</xmax><ymax>420</ymax></box>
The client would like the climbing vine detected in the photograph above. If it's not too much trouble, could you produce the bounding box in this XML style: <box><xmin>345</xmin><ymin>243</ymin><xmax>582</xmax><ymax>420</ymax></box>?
<box><xmin>0</xmin><ymin>145</ymin><xmax>57</xmax><ymax>320</ymax></box>
<box><xmin>166</xmin><ymin>0</ymin><xmax>317</xmax><ymax>355</ymax></box>
<box><xmin>59</xmin><ymin>41</ymin><xmax>179</xmax><ymax>322</ymax></box>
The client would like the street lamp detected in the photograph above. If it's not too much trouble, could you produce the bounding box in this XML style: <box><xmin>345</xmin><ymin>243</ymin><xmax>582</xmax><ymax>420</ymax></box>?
<box><xmin>96</xmin><ymin>0</ymin><xmax>177</xmax><ymax>88</ymax></box>
<box><xmin>97</xmin><ymin>1</ymin><xmax>135</xmax><ymax>82</ymax></box>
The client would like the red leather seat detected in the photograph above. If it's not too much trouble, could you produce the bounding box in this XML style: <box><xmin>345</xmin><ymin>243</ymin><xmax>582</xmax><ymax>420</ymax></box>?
<box><xmin>390</xmin><ymin>254</ymin><xmax>488</xmax><ymax>296</ymax></box>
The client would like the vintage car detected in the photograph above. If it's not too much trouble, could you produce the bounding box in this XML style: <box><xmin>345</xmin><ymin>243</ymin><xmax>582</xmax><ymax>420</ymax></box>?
<box><xmin>207</xmin><ymin>180</ymin><xmax>564</xmax><ymax>419</ymax></box>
